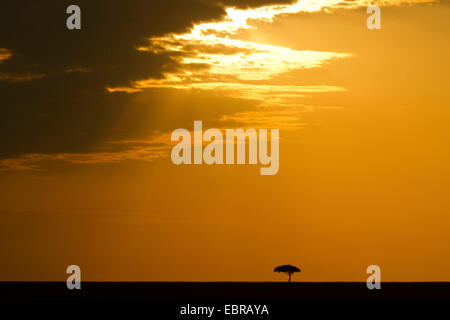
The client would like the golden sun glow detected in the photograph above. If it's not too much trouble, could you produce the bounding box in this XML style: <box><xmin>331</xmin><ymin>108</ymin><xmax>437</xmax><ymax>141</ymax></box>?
<box><xmin>109</xmin><ymin>0</ymin><xmax>432</xmax><ymax>90</ymax></box>
<box><xmin>108</xmin><ymin>0</ymin><xmax>434</xmax><ymax>112</ymax></box>
<box><xmin>107</xmin><ymin>1</ymin><xmax>366</xmax><ymax>99</ymax></box>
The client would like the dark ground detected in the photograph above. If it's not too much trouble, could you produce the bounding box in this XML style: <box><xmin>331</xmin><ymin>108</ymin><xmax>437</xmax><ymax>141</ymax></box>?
<box><xmin>1</xmin><ymin>282</ymin><xmax>449</xmax><ymax>317</ymax></box>
<box><xmin>1</xmin><ymin>281</ymin><xmax>450</xmax><ymax>300</ymax></box>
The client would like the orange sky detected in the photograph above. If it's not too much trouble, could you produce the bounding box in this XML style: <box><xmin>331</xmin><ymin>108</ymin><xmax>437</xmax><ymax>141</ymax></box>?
<box><xmin>0</xmin><ymin>0</ymin><xmax>449</xmax><ymax>281</ymax></box>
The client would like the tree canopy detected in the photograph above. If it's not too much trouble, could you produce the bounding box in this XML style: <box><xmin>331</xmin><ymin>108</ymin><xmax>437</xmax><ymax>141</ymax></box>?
<box><xmin>274</xmin><ymin>265</ymin><xmax>301</xmax><ymax>282</ymax></box>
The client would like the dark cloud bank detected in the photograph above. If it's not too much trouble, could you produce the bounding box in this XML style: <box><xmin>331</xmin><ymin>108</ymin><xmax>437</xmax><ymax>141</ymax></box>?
<box><xmin>0</xmin><ymin>0</ymin><xmax>295</xmax><ymax>159</ymax></box>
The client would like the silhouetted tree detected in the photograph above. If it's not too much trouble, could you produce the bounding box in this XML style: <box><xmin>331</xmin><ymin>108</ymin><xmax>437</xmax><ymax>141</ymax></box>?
<box><xmin>274</xmin><ymin>265</ymin><xmax>301</xmax><ymax>283</ymax></box>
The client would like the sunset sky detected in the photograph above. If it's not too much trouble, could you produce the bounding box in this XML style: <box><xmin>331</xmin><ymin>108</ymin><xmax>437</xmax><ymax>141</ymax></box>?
<box><xmin>1</xmin><ymin>0</ymin><xmax>449</xmax><ymax>281</ymax></box>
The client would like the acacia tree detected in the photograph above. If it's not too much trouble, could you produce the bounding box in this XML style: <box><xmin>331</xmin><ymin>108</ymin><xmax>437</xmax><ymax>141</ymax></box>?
<box><xmin>274</xmin><ymin>265</ymin><xmax>301</xmax><ymax>283</ymax></box>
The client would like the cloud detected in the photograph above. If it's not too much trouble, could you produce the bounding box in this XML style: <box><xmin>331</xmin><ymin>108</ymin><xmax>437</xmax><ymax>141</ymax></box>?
<box><xmin>137</xmin><ymin>38</ymin><xmax>351</xmax><ymax>80</ymax></box>
<box><xmin>0</xmin><ymin>0</ymin><xmax>436</xmax><ymax>169</ymax></box>
<box><xmin>220</xmin><ymin>106</ymin><xmax>307</xmax><ymax>129</ymax></box>
<box><xmin>107</xmin><ymin>2</ymin><xmax>354</xmax><ymax>107</ymax></box>
<box><xmin>219</xmin><ymin>104</ymin><xmax>345</xmax><ymax>129</ymax></box>
<box><xmin>0</xmin><ymin>48</ymin><xmax>45</xmax><ymax>82</ymax></box>
<box><xmin>0</xmin><ymin>48</ymin><xmax>12</xmax><ymax>63</ymax></box>
<box><xmin>113</xmin><ymin>81</ymin><xmax>346</xmax><ymax>103</ymax></box>
<box><xmin>108</xmin><ymin>0</ymin><xmax>434</xmax><ymax>95</ymax></box>
<box><xmin>0</xmin><ymin>73</ymin><xmax>45</xmax><ymax>82</ymax></box>
<box><xmin>0</xmin><ymin>133</ymin><xmax>172</xmax><ymax>171</ymax></box>
<box><xmin>0</xmin><ymin>0</ymin><xmax>242</xmax><ymax>158</ymax></box>
<box><xmin>65</xmin><ymin>67</ymin><xmax>90</xmax><ymax>73</ymax></box>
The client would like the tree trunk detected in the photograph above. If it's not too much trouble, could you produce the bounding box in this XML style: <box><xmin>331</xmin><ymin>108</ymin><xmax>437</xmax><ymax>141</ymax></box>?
<box><xmin>288</xmin><ymin>273</ymin><xmax>291</xmax><ymax>283</ymax></box>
